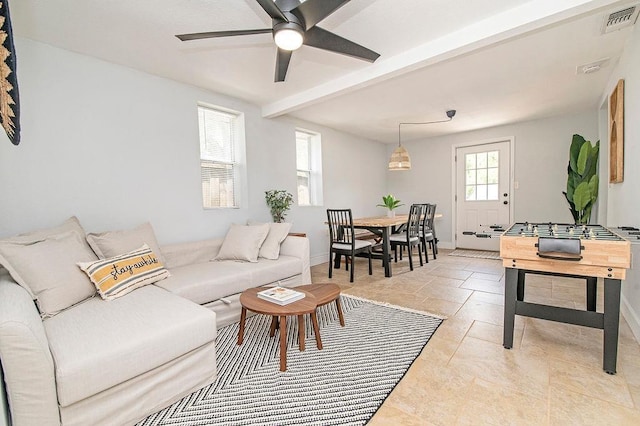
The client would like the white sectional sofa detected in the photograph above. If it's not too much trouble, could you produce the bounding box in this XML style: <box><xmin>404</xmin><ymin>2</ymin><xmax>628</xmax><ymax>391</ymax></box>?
<box><xmin>0</xmin><ymin>218</ymin><xmax>311</xmax><ymax>426</ymax></box>
<box><xmin>158</xmin><ymin>232</ymin><xmax>311</xmax><ymax>327</ymax></box>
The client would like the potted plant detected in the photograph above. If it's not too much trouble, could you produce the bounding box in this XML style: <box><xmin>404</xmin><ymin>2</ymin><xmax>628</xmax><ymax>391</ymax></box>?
<box><xmin>562</xmin><ymin>134</ymin><xmax>599</xmax><ymax>224</ymax></box>
<box><xmin>265</xmin><ymin>190</ymin><xmax>294</xmax><ymax>223</ymax></box>
<box><xmin>377</xmin><ymin>194</ymin><xmax>404</xmax><ymax>217</ymax></box>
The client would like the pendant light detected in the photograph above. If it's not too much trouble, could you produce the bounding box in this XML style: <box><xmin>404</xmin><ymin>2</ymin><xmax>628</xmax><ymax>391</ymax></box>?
<box><xmin>388</xmin><ymin>139</ymin><xmax>411</xmax><ymax>171</ymax></box>
<box><xmin>389</xmin><ymin>110</ymin><xmax>457</xmax><ymax>171</ymax></box>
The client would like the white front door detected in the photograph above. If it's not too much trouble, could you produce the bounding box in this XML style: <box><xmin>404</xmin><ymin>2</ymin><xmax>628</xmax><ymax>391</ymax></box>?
<box><xmin>455</xmin><ymin>141</ymin><xmax>511</xmax><ymax>250</ymax></box>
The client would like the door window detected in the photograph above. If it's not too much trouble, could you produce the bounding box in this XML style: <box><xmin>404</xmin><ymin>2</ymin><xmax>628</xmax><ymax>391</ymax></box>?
<box><xmin>465</xmin><ymin>150</ymin><xmax>499</xmax><ymax>201</ymax></box>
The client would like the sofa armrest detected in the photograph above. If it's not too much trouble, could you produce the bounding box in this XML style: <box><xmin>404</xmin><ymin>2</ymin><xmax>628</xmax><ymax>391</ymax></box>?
<box><xmin>0</xmin><ymin>278</ymin><xmax>60</xmax><ymax>426</ymax></box>
<box><xmin>280</xmin><ymin>236</ymin><xmax>311</xmax><ymax>284</ymax></box>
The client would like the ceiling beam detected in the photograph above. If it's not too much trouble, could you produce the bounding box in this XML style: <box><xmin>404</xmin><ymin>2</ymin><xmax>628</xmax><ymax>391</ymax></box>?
<box><xmin>262</xmin><ymin>0</ymin><xmax>623</xmax><ymax>118</ymax></box>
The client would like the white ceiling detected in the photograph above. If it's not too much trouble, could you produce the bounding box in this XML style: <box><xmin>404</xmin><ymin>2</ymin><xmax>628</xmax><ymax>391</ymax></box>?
<box><xmin>12</xmin><ymin>0</ymin><xmax>639</xmax><ymax>143</ymax></box>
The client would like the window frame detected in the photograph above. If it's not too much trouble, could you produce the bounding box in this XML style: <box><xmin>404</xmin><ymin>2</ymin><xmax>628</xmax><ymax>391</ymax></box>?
<box><xmin>197</xmin><ymin>103</ymin><xmax>246</xmax><ymax>209</ymax></box>
<box><xmin>295</xmin><ymin>129</ymin><xmax>323</xmax><ymax>207</ymax></box>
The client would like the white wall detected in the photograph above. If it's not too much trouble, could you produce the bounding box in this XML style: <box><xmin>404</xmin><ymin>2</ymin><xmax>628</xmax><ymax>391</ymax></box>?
<box><xmin>277</xmin><ymin>117</ymin><xmax>389</xmax><ymax>264</ymax></box>
<box><xmin>0</xmin><ymin>38</ymin><xmax>387</xmax><ymax>265</ymax></box>
<box><xmin>386</xmin><ymin>112</ymin><xmax>599</xmax><ymax>248</ymax></box>
<box><xmin>602</xmin><ymin>26</ymin><xmax>640</xmax><ymax>340</ymax></box>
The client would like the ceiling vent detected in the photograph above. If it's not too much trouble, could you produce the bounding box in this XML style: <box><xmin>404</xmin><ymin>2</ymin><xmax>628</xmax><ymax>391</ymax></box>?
<box><xmin>602</xmin><ymin>5</ymin><xmax>640</xmax><ymax>33</ymax></box>
<box><xmin>576</xmin><ymin>58</ymin><xmax>610</xmax><ymax>75</ymax></box>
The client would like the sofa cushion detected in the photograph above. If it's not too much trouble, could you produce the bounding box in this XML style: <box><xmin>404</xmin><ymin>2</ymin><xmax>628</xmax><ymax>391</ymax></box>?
<box><xmin>214</xmin><ymin>223</ymin><xmax>269</xmax><ymax>263</ymax></box>
<box><xmin>87</xmin><ymin>222</ymin><xmax>166</xmax><ymax>264</ymax></box>
<box><xmin>0</xmin><ymin>216</ymin><xmax>92</xmax><ymax>298</ymax></box>
<box><xmin>246</xmin><ymin>255</ymin><xmax>303</xmax><ymax>287</ymax></box>
<box><xmin>248</xmin><ymin>221</ymin><xmax>292</xmax><ymax>260</ymax></box>
<box><xmin>0</xmin><ymin>216</ymin><xmax>91</xmax><ymax>248</ymax></box>
<box><xmin>157</xmin><ymin>261</ymin><xmax>253</xmax><ymax>304</ymax></box>
<box><xmin>157</xmin><ymin>255</ymin><xmax>303</xmax><ymax>304</ymax></box>
<box><xmin>43</xmin><ymin>285</ymin><xmax>217</xmax><ymax>407</ymax></box>
<box><xmin>78</xmin><ymin>244</ymin><xmax>170</xmax><ymax>300</ymax></box>
<box><xmin>0</xmin><ymin>231</ymin><xmax>98</xmax><ymax>318</ymax></box>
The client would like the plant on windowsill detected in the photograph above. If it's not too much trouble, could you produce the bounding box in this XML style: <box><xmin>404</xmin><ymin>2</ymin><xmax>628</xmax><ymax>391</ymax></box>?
<box><xmin>562</xmin><ymin>134</ymin><xmax>599</xmax><ymax>224</ymax></box>
<box><xmin>265</xmin><ymin>190</ymin><xmax>294</xmax><ymax>223</ymax></box>
<box><xmin>377</xmin><ymin>194</ymin><xmax>404</xmax><ymax>218</ymax></box>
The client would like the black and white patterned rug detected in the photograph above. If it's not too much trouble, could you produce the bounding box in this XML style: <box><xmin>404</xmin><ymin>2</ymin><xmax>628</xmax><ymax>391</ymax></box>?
<box><xmin>139</xmin><ymin>296</ymin><xmax>443</xmax><ymax>426</ymax></box>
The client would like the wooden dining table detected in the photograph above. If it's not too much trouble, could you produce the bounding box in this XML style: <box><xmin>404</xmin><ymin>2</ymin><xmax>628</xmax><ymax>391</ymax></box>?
<box><xmin>333</xmin><ymin>213</ymin><xmax>442</xmax><ymax>278</ymax></box>
<box><xmin>351</xmin><ymin>215</ymin><xmax>408</xmax><ymax>277</ymax></box>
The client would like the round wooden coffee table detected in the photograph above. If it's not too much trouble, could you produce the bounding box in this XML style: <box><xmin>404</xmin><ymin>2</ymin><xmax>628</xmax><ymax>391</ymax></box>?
<box><xmin>295</xmin><ymin>283</ymin><xmax>345</xmax><ymax>327</ymax></box>
<box><xmin>238</xmin><ymin>287</ymin><xmax>321</xmax><ymax>372</ymax></box>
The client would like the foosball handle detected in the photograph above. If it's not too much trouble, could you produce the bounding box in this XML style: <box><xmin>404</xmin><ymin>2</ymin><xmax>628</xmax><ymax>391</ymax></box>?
<box><xmin>536</xmin><ymin>253</ymin><xmax>582</xmax><ymax>261</ymax></box>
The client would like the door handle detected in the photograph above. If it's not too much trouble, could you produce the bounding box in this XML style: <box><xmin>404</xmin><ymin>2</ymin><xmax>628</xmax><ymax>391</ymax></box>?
<box><xmin>503</xmin><ymin>201</ymin><xmax>508</xmax><ymax>205</ymax></box>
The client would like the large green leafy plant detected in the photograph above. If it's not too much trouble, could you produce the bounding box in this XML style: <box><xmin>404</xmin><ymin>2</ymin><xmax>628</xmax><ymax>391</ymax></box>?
<box><xmin>562</xmin><ymin>134</ymin><xmax>599</xmax><ymax>224</ymax></box>
<box><xmin>265</xmin><ymin>190</ymin><xmax>294</xmax><ymax>223</ymax></box>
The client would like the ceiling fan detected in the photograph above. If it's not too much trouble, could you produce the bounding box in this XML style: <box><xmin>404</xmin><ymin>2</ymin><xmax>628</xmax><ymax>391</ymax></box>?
<box><xmin>175</xmin><ymin>0</ymin><xmax>380</xmax><ymax>82</ymax></box>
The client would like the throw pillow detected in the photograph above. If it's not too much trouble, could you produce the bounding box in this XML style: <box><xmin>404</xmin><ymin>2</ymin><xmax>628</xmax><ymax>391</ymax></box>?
<box><xmin>248</xmin><ymin>221</ymin><xmax>292</xmax><ymax>260</ymax></box>
<box><xmin>0</xmin><ymin>215</ymin><xmax>92</xmax><ymax>249</ymax></box>
<box><xmin>215</xmin><ymin>223</ymin><xmax>270</xmax><ymax>262</ymax></box>
<box><xmin>0</xmin><ymin>216</ymin><xmax>92</xmax><ymax>298</ymax></box>
<box><xmin>0</xmin><ymin>230</ymin><xmax>98</xmax><ymax>318</ymax></box>
<box><xmin>78</xmin><ymin>244</ymin><xmax>170</xmax><ymax>301</ymax></box>
<box><xmin>86</xmin><ymin>222</ymin><xmax>166</xmax><ymax>264</ymax></box>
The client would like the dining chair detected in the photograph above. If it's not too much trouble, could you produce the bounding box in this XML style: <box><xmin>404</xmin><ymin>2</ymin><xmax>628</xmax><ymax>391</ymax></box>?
<box><xmin>389</xmin><ymin>204</ymin><xmax>423</xmax><ymax>270</ymax></box>
<box><xmin>326</xmin><ymin>209</ymin><xmax>373</xmax><ymax>283</ymax></box>
<box><xmin>420</xmin><ymin>203</ymin><xmax>438</xmax><ymax>261</ymax></box>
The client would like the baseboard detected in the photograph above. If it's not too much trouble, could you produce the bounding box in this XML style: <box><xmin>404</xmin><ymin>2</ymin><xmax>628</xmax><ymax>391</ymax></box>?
<box><xmin>621</xmin><ymin>293</ymin><xmax>640</xmax><ymax>342</ymax></box>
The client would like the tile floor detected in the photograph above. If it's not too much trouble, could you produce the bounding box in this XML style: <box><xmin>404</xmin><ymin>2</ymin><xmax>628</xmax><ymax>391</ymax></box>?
<box><xmin>311</xmin><ymin>249</ymin><xmax>640</xmax><ymax>425</ymax></box>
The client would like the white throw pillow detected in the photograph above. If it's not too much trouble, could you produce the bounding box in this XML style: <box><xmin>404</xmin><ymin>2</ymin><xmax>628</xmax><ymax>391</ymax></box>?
<box><xmin>215</xmin><ymin>223</ymin><xmax>270</xmax><ymax>263</ymax></box>
<box><xmin>0</xmin><ymin>216</ymin><xmax>92</xmax><ymax>299</ymax></box>
<box><xmin>86</xmin><ymin>222</ymin><xmax>166</xmax><ymax>264</ymax></box>
<box><xmin>248</xmin><ymin>221</ymin><xmax>292</xmax><ymax>260</ymax></box>
<box><xmin>0</xmin><ymin>231</ymin><xmax>98</xmax><ymax>318</ymax></box>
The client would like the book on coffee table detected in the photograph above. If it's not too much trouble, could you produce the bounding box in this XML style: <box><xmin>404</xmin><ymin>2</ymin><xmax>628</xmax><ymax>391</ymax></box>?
<box><xmin>257</xmin><ymin>286</ymin><xmax>305</xmax><ymax>305</ymax></box>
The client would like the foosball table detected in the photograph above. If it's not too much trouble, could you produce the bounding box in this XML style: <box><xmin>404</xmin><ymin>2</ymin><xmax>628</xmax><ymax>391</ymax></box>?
<box><xmin>500</xmin><ymin>222</ymin><xmax>631</xmax><ymax>374</ymax></box>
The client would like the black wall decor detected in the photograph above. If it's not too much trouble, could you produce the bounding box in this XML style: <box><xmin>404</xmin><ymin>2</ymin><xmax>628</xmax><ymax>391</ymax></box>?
<box><xmin>0</xmin><ymin>0</ymin><xmax>20</xmax><ymax>145</ymax></box>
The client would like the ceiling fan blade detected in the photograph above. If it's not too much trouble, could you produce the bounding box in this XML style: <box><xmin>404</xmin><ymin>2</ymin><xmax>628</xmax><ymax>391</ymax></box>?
<box><xmin>256</xmin><ymin>0</ymin><xmax>289</xmax><ymax>22</ymax></box>
<box><xmin>304</xmin><ymin>27</ymin><xmax>380</xmax><ymax>62</ymax></box>
<box><xmin>176</xmin><ymin>28</ymin><xmax>272</xmax><ymax>41</ymax></box>
<box><xmin>275</xmin><ymin>48</ymin><xmax>293</xmax><ymax>82</ymax></box>
<box><xmin>292</xmin><ymin>0</ymin><xmax>351</xmax><ymax>30</ymax></box>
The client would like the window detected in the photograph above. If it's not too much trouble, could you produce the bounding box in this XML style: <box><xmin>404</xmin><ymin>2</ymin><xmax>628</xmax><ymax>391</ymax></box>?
<box><xmin>296</xmin><ymin>130</ymin><xmax>323</xmax><ymax>206</ymax></box>
<box><xmin>198</xmin><ymin>105</ymin><xmax>244</xmax><ymax>208</ymax></box>
<box><xmin>465</xmin><ymin>150</ymin><xmax>499</xmax><ymax>201</ymax></box>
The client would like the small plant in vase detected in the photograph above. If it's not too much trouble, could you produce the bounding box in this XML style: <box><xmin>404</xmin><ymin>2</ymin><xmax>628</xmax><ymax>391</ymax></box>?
<box><xmin>377</xmin><ymin>194</ymin><xmax>404</xmax><ymax>217</ymax></box>
<box><xmin>265</xmin><ymin>190</ymin><xmax>294</xmax><ymax>223</ymax></box>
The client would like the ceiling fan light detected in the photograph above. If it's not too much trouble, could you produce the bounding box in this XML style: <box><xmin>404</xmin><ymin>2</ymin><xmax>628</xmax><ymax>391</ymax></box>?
<box><xmin>274</xmin><ymin>28</ymin><xmax>303</xmax><ymax>51</ymax></box>
<box><xmin>388</xmin><ymin>145</ymin><xmax>411</xmax><ymax>171</ymax></box>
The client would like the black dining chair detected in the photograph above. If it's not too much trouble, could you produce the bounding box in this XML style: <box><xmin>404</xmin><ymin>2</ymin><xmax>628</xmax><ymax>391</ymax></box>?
<box><xmin>326</xmin><ymin>209</ymin><xmax>373</xmax><ymax>283</ymax></box>
<box><xmin>389</xmin><ymin>204</ymin><xmax>423</xmax><ymax>271</ymax></box>
<box><xmin>420</xmin><ymin>203</ymin><xmax>438</xmax><ymax>261</ymax></box>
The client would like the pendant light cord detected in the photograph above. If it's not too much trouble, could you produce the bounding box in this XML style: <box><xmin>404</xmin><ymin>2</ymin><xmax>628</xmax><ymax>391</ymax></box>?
<box><xmin>397</xmin><ymin>110</ymin><xmax>456</xmax><ymax>146</ymax></box>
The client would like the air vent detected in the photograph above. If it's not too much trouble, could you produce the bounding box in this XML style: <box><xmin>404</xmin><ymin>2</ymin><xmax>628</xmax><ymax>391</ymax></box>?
<box><xmin>576</xmin><ymin>58</ymin><xmax>610</xmax><ymax>75</ymax></box>
<box><xmin>602</xmin><ymin>5</ymin><xmax>639</xmax><ymax>33</ymax></box>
